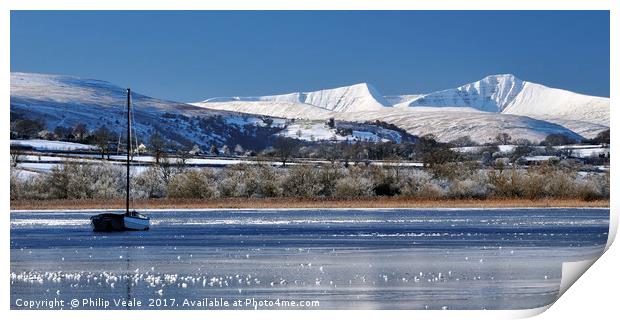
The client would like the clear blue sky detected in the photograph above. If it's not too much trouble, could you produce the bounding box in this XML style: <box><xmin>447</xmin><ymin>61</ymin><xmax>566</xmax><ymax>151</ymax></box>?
<box><xmin>11</xmin><ymin>11</ymin><xmax>610</xmax><ymax>101</ymax></box>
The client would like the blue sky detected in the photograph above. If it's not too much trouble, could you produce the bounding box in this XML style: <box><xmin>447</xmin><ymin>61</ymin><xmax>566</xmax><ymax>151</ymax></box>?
<box><xmin>11</xmin><ymin>11</ymin><xmax>609</xmax><ymax>101</ymax></box>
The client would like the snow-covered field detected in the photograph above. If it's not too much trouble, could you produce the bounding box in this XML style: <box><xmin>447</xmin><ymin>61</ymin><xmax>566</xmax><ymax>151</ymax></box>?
<box><xmin>10</xmin><ymin>139</ymin><xmax>97</xmax><ymax>151</ymax></box>
<box><xmin>278</xmin><ymin>121</ymin><xmax>392</xmax><ymax>142</ymax></box>
<box><xmin>451</xmin><ymin>143</ymin><xmax>609</xmax><ymax>158</ymax></box>
<box><xmin>11</xmin><ymin>149</ymin><xmax>425</xmax><ymax>178</ymax></box>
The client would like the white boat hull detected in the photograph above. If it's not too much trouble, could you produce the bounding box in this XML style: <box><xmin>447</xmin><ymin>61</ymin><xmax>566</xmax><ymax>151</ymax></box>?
<box><xmin>123</xmin><ymin>215</ymin><xmax>150</xmax><ymax>231</ymax></box>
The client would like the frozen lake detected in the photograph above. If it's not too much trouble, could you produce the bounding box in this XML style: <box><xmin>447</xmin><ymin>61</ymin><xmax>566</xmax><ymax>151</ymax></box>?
<box><xmin>10</xmin><ymin>208</ymin><xmax>609</xmax><ymax>310</ymax></box>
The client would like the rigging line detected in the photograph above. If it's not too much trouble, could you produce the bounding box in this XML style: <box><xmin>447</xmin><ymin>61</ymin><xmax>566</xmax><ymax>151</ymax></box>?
<box><xmin>130</xmin><ymin>98</ymin><xmax>139</xmax><ymax>158</ymax></box>
<box><xmin>117</xmin><ymin>132</ymin><xmax>122</xmax><ymax>155</ymax></box>
<box><xmin>128</xmin><ymin>91</ymin><xmax>145</xmax><ymax>211</ymax></box>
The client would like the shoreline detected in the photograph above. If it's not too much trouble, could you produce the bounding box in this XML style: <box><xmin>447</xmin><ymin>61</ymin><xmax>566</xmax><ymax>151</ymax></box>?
<box><xmin>10</xmin><ymin>198</ymin><xmax>610</xmax><ymax>210</ymax></box>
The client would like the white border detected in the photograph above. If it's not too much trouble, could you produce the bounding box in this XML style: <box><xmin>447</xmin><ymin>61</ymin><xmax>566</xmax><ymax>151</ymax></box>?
<box><xmin>2</xmin><ymin>1</ymin><xmax>616</xmax><ymax>319</ymax></box>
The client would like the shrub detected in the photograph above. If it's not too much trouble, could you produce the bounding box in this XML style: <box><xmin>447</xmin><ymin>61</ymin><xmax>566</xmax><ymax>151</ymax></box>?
<box><xmin>133</xmin><ymin>167</ymin><xmax>167</xmax><ymax>198</ymax></box>
<box><xmin>545</xmin><ymin>170</ymin><xmax>575</xmax><ymax>199</ymax></box>
<box><xmin>237</xmin><ymin>164</ymin><xmax>282</xmax><ymax>198</ymax></box>
<box><xmin>487</xmin><ymin>168</ymin><xmax>524</xmax><ymax>198</ymax></box>
<box><xmin>448</xmin><ymin>175</ymin><xmax>488</xmax><ymax>200</ymax></box>
<box><xmin>280</xmin><ymin>165</ymin><xmax>322</xmax><ymax>198</ymax></box>
<box><xmin>574</xmin><ymin>180</ymin><xmax>602</xmax><ymax>201</ymax></box>
<box><xmin>316</xmin><ymin>165</ymin><xmax>345</xmax><ymax>196</ymax></box>
<box><xmin>521</xmin><ymin>170</ymin><xmax>546</xmax><ymax>200</ymax></box>
<box><xmin>216</xmin><ymin>166</ymin><xmax>246</xmax><ymax>197</ymax></box>
<box><xmin>334</xmin><ymin>175</ymin><xmax>374</xmax><ymax>198</ymax></box>
<box><xmin>369</xmin><ymin>166</ymin><xmax>401</xmax><ymax>196</ymax></box>
<box><xmin>167</xmin><ymin>169</ymin><xmax>216</xmax><ymax>199</ymax></box>
<box><xmin>399</xmin><ymin>170</ymin><xmax>448</xmax><ymax>199</ymax></box>
<box><xmin>416</xmin><ymin>181</ymin><xmax>448</xmax><ymax>200</ymax></box>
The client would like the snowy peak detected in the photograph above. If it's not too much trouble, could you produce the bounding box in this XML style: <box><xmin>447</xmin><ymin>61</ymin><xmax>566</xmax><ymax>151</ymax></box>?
<box><xmin>197</xmin><ymin>82</ymin><xmax>390</xmax><ymax>113</ymax></box>
<box><xmin>406</xmin><ymin>74</ymin><xmax>525</xmax><ymax>112</ymax></box>
<box><xmin>302</xmin><ymin>82</ymin><xmax>389</xmax><ymax>112</ymax></box>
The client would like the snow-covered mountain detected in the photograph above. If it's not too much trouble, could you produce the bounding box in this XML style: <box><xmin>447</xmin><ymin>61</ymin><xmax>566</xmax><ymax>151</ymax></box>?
<box><xmin>193</xmin><ymin>74</ymin><xmax>607</xmax><ymax>143</ymax></box>
<box><xmin>11</xmin><ymin>72</ymin><xmax>607</xmax><ymax>148</ymax></box>
<box><xmin>10</xmin><ymin>73</ymin><xmax>411</xmax><ymax>149</ymax></box>
<box><xmin>399</xmin><ymin>74</ymin><xmax>609</xmax><ymax>137</ymax></box>
<box><xmin>402</xmin><ymin>74</ymin><xmax>525</xmax><ymax>112</ymax></box>
<box><xmin>200</xmin><ymin>83</ymin><xmax>390</xmax><ymax>113</ymax></box>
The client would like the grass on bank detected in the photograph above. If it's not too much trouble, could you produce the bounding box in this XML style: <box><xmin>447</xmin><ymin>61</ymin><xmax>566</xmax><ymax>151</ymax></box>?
<box><xmin>10</xmin><ymin>197</ymin><xmax>610</xmax><ymax>210</ymax></box>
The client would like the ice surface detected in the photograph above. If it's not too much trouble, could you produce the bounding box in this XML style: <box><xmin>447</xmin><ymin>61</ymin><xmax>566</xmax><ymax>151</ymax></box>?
<box><xmin>10</xmin><ymin>208</ymin><xmax>608</xmax><ymax>310</ymax></box>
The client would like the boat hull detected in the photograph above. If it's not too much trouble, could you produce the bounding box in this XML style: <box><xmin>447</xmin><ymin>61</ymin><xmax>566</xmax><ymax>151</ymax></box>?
<box><xmin>123</xmin><ymin>215</ymin><xmax>150</xmax><ymax>231</ymax></box>
<box><xmin>90</xmin><ymin>213</ymin><xmax>125</xmax><ymax>232</ymax></box>
<box><xmin>90</xmin><ymin>212</ymin><xmax>150</xmax><ymax>232</ymax></box>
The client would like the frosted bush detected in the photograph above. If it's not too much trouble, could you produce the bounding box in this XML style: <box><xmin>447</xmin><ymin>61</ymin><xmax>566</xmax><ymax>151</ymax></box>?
<box><xmin>133</xmin><ymin>167</ymin><xmax>167</xmax><ymax>199</ymax></box>
<box><xmin>280</xmin><ymin>165</ymin><xmax>322</xmax><ymax>198</ymax></box>
<box><xmin>416</xmin><ymin>181</ymin><xmax>448</xmax><ymax>200</ymax></box>
<box><xmin>399</xmin><ymin>170</ymin><xmax>433</xmax><ymax>196</ymax></box>
<box><xmin>573</xmin><ymin>173</ymin><xmax>607</xmax><ymax>201</ymax></box>
<box><xmin>334</xmin><ymin>176</ymin><xmax>374</xmax><ymax>198</ymax></box>
<box><xmin>167</xmin><ymin>169</ymin><xmax>216</xmax><ymax>199</ymax></box>
<box><xmin>574</xmin><ymin>180</ymin><xmax>602</xmax><ymax>201</ymax></box>
<box><xmin>487</xmin><ymin>168</ymin><xmax>525</xmax><ymax>198</ymax></box>
<box><xmin>10</xmin><ymin>168</ymin><xmax>42</xmax><ymax>200</ymax></box>
<box><xmin>235</xmin><ymin>165</ymin><xmax>282</xmax><ymax>198</ymax></box>
<box><xmin>316</xmin><ymin>165</ymin><xmax>346</xmax><ymax>196</ymax></box>
<box><xmin>449</xmin><ymin>176</ymin><xmax>488</xmax><ymax>199</ymax></box>
<box><xmin>369</xmin><ymin>166</ymin><xmax>400</xmax><ymax>196</ymax></box>
<box><xmin>545</xmin><ymin>170</ymin><xmax>575</xmax><ymax>199</ymax></box>
<box><xmin>216</xmin><ymin>167</ymin><xmax>246</xmax><ymax>197</ymax></box>
<box><xmin>521</xmin><ymin>170</ymin><xmax>546</xmax><ymax>200</ymax></box>
<box><xmin>91</xmin><ymin>163</ymin><xmax>125</xmax><ymax>199</ymax></box>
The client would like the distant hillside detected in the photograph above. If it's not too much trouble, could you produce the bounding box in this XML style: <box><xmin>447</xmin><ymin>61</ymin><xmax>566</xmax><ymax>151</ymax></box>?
<box><xmin>10</xmin><ymin>73</ymin><xmax>412</xmax><ymax>150</ymax></box>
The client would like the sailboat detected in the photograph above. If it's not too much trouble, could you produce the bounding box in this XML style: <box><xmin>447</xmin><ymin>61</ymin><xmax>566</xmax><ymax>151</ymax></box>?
<box><xmin>90</xmin><ymin>88</ymin><xmax>150</xmax><ymax>232</ymax></box>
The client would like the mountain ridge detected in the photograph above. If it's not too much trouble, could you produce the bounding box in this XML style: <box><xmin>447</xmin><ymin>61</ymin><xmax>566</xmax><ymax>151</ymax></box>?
<box><xmin>193</xmin><ymin>74</ymin><xmax>609</xmax><ymax>141</ymax></box>
<box><xmin>201</xmin><ymin>82</ymin><xmax>389</xmax><ymax>113</ymax></box>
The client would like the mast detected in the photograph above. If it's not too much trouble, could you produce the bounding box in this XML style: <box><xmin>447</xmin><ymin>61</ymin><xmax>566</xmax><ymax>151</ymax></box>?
<box><xmin>126</xmin><ymin>88</ymin><xmax>131</xmax><ymax>215</ymax></box>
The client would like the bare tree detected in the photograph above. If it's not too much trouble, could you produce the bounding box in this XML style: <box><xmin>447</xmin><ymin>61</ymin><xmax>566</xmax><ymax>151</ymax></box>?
<box><xmin>73</xmin><ymin>123</ymin><xmax>88</xmax><ymax>141</ymax></box>
<box><xmin>209</xmin><ymin>144</ymin><xmax>219</xmax><ymax>156</ymax></box>
<box><xmin>149</xmin><ymin>133</ymin><xmax>166</xmax><ymax>164</ymax></box>
<box><xmin>274</xmin><ymin>137</ymin><xmax>298</xmax><ymax>166</ymax></box>
<box><xmin>495</xmin><ymin>133</ymin><xmax>512</xmax><ymax>145</ymax></box>
<box><xmin>93</xmin><ymin>126</ymin><xmax>112</xmax><ymax>159</ymax></box>
<box><xmin>10</xmin><ymin>148</ymin><xmax>23</xmax><ymax>167</ymax></box>
<box><xmin>175</xmin><ymin>145</ymin><xmax>192</xmax><ymax>172</ymax></box>
<box><xmin>234</xmin><ymin>144</ymin><xmax>245</xmax><ymax>155</ymax></box>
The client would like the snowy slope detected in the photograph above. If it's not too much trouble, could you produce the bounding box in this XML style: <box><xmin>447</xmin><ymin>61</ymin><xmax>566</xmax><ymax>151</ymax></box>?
<box><xmin>333</xmin><ymin>107</ymin><xmax>583</xmax><ymax>144</ymax></box>
<box><xmin>10</xmin><ymin>72</ymin><xmax>287</xmax><ymax>150</ymax></box>
<box><xmin>199</xmin><ymin>83</ymin><xmax>389</xmax><ymax>113</ymax></box>
<box><xmin>401</xmin><ymin>74</ymin><xmax>609</xmax><ymax>137</ymax></box>
<box><xmin>11</xmin><ymin>73</ymin><xmax>410</xmax><ymax>149</ymax></box>
<box><xmin>194</xmin><ymin>101</ymin><xmax>334</xmax><ymax>119</ymax></box>
<box><xmin>405</xmin><ymin>74</ymin><xmax>525</xmax><ymax>112</ymax></box>
<box><xmin>384</xmin><ymin>94</ymin><xmax>424</xmax><ymax>108</ymax></box>
<box><xmin>194</xmin><ymin>73</ymin><xmax>608</xmax><ymax>141</ymax></box>
<box><xmin>194</xmin><ymin>99</ymin><xmax>583</xmax><ymax>143</ymax></box>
